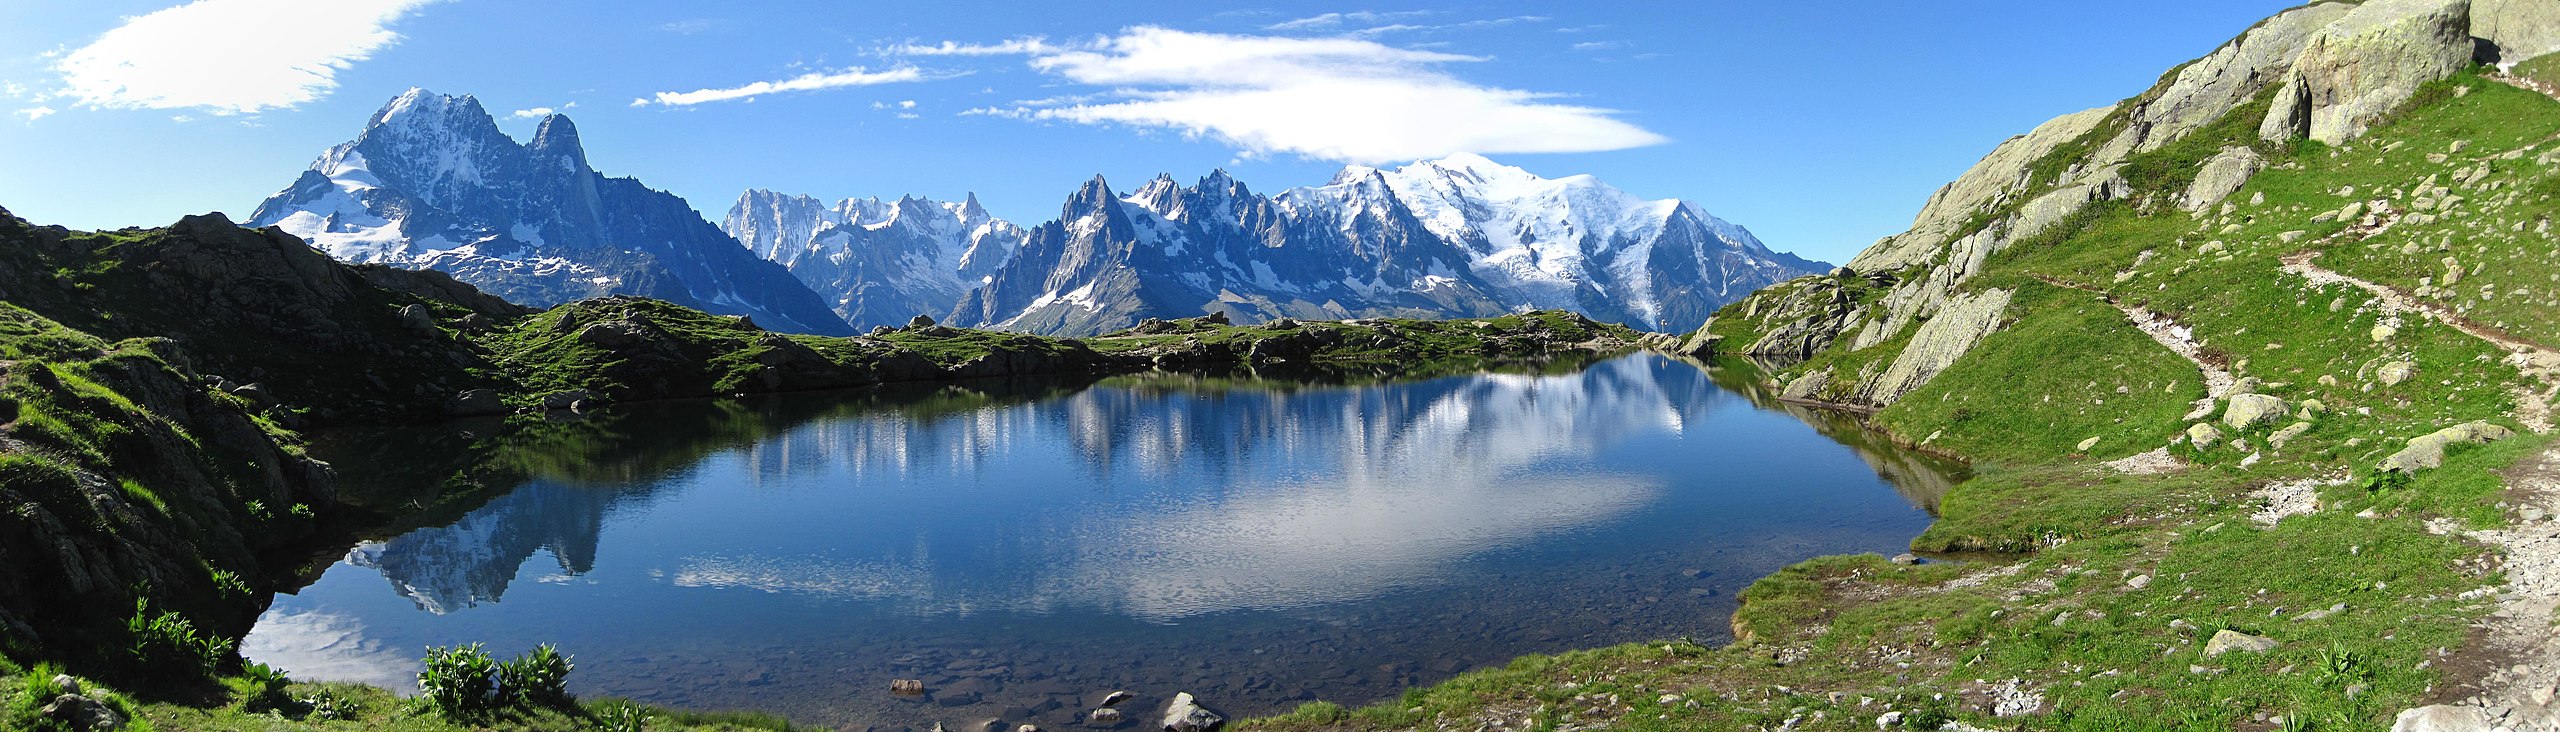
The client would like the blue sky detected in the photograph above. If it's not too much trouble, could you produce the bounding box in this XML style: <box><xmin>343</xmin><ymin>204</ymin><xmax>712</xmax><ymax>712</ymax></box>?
<box><xmin>0</xmin><ymin>1</ymin><xmax>2299</xmax><ymax>264</ymax></box>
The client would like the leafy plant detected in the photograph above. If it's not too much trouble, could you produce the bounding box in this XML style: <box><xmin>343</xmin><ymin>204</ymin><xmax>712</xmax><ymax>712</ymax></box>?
<box><xmin>124</xmin><ymin>596</ymin><xmax>232</xmax><ymax>680</ymax></box>
<box><xmin>418</xmin><ymin>643</ymin><xmax>499</xmax><ymax>719</ymax></box>
<box><xmin>496</xmin><ymin>644</ymin><xmax>574</xmax><ymax>707</ymax></box>
<box><xmin>596</xmin><ymin>703</ymin><xmax>651</xmax><ymax>732</ymax></box>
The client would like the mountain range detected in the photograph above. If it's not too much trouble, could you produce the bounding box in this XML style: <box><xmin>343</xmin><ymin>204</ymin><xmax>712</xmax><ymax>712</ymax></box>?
<box><xmin>252</xmin><ymin>89</ymin><xmax>1823</xmax><ymax>336</ymax></box>
<box><xmin>739</xmin><ymin>154</ymin><xmax>1823</xmax><ymax>334</ymax></box>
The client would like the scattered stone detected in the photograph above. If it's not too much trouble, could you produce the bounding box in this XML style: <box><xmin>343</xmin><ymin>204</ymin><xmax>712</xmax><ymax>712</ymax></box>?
<box><xmin>37</xmin><ymin>693</ymin><xmax>125</xmax><ymax>731</ymax></box>
<box><xmin>2189</xmin><ymin>422</ymin><xmax>2225</xmax><ymax>448</ymax></box>
<box><xmin>2182</xmin><ymin>147</ymin><xmax>2268</xmax><ymax>213</ymax></box>
<box><xmin>1891</xmin><ymin>553</ymin><xmax>1921</xmax><ymax>566</ymax></box>
<box><xmin>1087</xmin><ymin>708</ymin><xmax>1124</xmax><ymax>725</ymax></box>
<box><xmin>2382</xmin><ymin>421</ymin><xmax>2516</xmax><ymax>472</ymax></box>
<box><xmin>2269</xmin><ymin>422</ymin><xmax>2313</xmax><ymax>449</ymax></box>
<box><xmin>909</xmin><ymin>314</ymin><xmax>938</xmax><ymax>328</ymax></box>
<box><xmin>891</xmin><ymin>679</ymin><xmax>926</xmax><ymax>695</ymax></box>
<box><xmin>1099</xmin><ymin>691</ymin><xmax>1133</xmax><ymax>707</ymax></box>
<box><xmin>2128</xmin><ymin>574</ymin><xmax>2153</xmax><ymax>589</ymax></box>
<box><xmin>2224</xmin><ymin>393</ymin><xmax>2289</xmax><ymax>430</ymax></box>
<box><xmin>2077</xmin><ymin>436</ymin><xmax>2104</xmax><ymax>452</ymax></box>
<box><xmin>2378</xmin><ymin>361</ymin><xmax>2416</xmax><ymax>386</ymax></box>
<box><xmin>397</xmin><ymin>303</ymin><xmax>435</xmax><ymax>333</ymax></box>
<box><xmin>2372</xmin><ymin>324</ymin><xmax>2399</xmax><ymax>342</ymax></box>
<box><xmin>1876</xmin><ymin>710</ymin><xmax>1904</xmax><ymax>728</ymax></box>
<box><xmin>1160</xmin><ymin>692</ymin><xmax>1222</xmax><ymax>732</ymax></box>
<box><xmin>446</xmin><ymin>388</ymin><xmax>507</xmax><ymax>417</ymax></box>
<box><xmin>2390</xmin><ymin>704</ymin><xmax>2491</xmax><ymax>732</ymax></box>
<box><xmin>2203</xmin><ymin>629</ymin><xmax>2281</xmax><ymax>656</ymax></box>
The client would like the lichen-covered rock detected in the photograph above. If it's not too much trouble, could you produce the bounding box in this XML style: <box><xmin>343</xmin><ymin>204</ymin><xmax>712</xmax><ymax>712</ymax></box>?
<box><xmin>2473</xmin><ymin>0</ymin><xmax>2560</xmax><ymax>63</ymax></box>
<box><xmin>2183</xmin><ymin>147</ymin><xmax>2268</xmax><ymax>213</ymax></box>
<box><xmin>1849</xmin><ymin>107</ymin><xmax>2116</xmax><ymax>273</ymax></box>
<box><xmin>2261</xmin><ymin>0</ymin><xmax>2477</xmax><ymax>145</ymax></box>
<box><xmin>1857</xmin><ymin>288</ymin><xmax>2014</xmax><ymax>405</ymax></box>
<box><xmin>2099</xmin><ymin>3</ymin><xmax>2359</xmax><ymax>160</ymax></box>
<box><xmin>2390</xmin><ymin>704</ymin><xmax>2494</xmax><ymax>732</ymax></box>
<box><xmin>2189</xmin><ymin>422</ymin><xmax>2226</xmax><ymax>448</ymax></box>
<box><xmin>2224</xmin><ymin>393</ymin><xmax>2290</xmax><ymax>430</ymax></box>
<box><xmin>2381</xmin><ymin>421</ymin><xmax>2514</xmax><ymax>472</ymax></box>
<box><xmin>1781</xmin><ymin>369</ymin><xmax>1834</xmax><ymax>400</ymax></box>
<box><xmin>2203</xmin><ymin>629</ymin><xmax>2281</xmax><ymax>656</ymax></box>
<box><xmin>2270</xmin><ymin>422</ymin><xmax>2314</xmax><ymax>449</ymax></box>
<box><xmin>2379</xmin><ymin>360</ymin><xmax>2417</xmax><ymax>386</ymax></box>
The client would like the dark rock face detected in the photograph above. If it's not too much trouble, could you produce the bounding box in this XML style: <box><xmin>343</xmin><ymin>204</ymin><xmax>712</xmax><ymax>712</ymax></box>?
<box><xmin>248</xmin><ymin>89</ymin><xmax>852</xmax><ymax>336</ymax></box>
<box><xmin>0</xmin><ymin>308</ymin><xmax>335</xmax><ymax>671</ymax></box>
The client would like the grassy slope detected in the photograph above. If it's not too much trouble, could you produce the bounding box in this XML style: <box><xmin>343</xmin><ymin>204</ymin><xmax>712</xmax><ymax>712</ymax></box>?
<box><xmin>1248</xmin><ymin>72</ymin><xmax>2560</xmax><ymax>732</ymax></box>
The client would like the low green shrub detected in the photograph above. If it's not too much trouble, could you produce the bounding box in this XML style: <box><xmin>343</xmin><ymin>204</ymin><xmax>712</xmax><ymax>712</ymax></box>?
<box><xmin>123</xmin><ymin>597</ymin><xmax>231</xmax><ymax>681</ymax></box>
<box><xmin>496</xmin><ymin>644</ymin><xmax>573</xmax><ymax>707</ymax></box>
<box><xmin>418</xmin><ymin>643</ymin><xmax>498</xmax><ymax>719</ymax></box>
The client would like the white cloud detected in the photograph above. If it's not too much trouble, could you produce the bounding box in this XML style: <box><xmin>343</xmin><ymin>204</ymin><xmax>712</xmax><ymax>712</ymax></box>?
<box><xmin>884</xmin><ymin>38</ymin><xmax>1060</xmax><ymax>56</ymax></box>
<box><xmin>637</xmin><ymin>66</ymin><xmax>945</xmax><ymax>107</ymax></box>
<box><xmin>1571</xmin><ymin>41</ymin><xmax>1629</xmax><ymax>52</ymax></box>
<box><xmin>509</xmin><ymin>101</ymin><xmax>577</xmax><ymax>119</ymax></box>
<box><xmin>53</xmin><ymin>0</ymin><xmax>440</xmax><ymax>115</ymax></box>
<box><xmin>16</xmin><ymin>106</ymin><xmax>56</xmax><ymax>122</ymax></box>
<box><xmin>899</xmin><ymin>99</ymin><xmax>917</xmax><ymax>109</ymax></box>
<box><xmin>960</xmin><ymin>106</ymin><xmax>1034</xmax><ymax>120</ymax></box>
<box><xmin>1263</xmin><ymin>11</ymin><xmax>1435</xmax><ymax>31</ymax></box>
<box><xmin>1011</xmin><ymin>26</ymin><xmax>1663</xmax><ymax>164</ymax></box>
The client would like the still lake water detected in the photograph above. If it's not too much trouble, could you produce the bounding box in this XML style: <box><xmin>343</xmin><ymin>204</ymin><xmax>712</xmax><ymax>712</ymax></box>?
<box><xmin>245</xmin><ymin>354</ymin><xmax>1961</xmax><ymax>730</ymax></box>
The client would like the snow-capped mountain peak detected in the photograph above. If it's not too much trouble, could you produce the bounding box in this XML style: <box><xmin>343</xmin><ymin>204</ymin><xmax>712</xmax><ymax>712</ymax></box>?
<box><xmin>251</xmin><ymin>89</ymin><xmax>853</xmax><ymax>335</ymax></box>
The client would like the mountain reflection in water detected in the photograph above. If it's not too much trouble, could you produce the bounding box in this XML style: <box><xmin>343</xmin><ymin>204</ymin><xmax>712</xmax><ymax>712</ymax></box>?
<box><xmin>249</xmin><ymin>354</ymin><xmax>1960</xmax><ymax>728</ymax></box>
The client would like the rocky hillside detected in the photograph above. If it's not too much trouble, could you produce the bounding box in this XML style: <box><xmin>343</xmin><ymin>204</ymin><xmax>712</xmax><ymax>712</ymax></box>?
<box><xmin>1257</xmin><ymin>2</ymin><xmax>2560</xmax><ymax>730</ymax></box>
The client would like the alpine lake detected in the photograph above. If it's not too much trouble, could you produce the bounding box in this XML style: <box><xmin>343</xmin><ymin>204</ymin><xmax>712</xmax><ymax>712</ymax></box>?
<box><xmin>243</xmin><ymin>353</ymin><xmax>1963</xmax><ymax>731</ymax></box>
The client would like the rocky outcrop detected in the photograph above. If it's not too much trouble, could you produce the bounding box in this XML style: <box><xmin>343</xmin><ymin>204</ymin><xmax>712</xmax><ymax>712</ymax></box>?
<box><xmin>2182</xmin><ymin>147</ymin><xmax>2269</xmax><ymax>213</ymax></box>
<box><xmin>2261</xmin><ymin>0</ymin><xmax>2478</xmax><ymax>145</ymax></box>
<box><xmin>1161</xmin><ymin>692</ymin><xmax>1223</xmax><ymax>732</ymax></box>
<box><xmin>2098</xmin><ymin>3</ymin><xmax>2361</xmax><ymax>161</ymax></box>
<box><xmin>2474</xmin><ymin>0</ymin><xmax>2560</xmax><ymax>63</ymax></box>
<box><xmin>0</xmin><ymin>307</ymin><xmax>335</xmax><ymax>673</ymax></box>
<box><xmin>1850</xmin><ymin>107</ymin><xmax>2116</xmax><ymax>273</ymax></box>
<box><xmin>1858</xmin><ymin>288</ymin><xmax>2014</xmax><ymax>405</ymax></box>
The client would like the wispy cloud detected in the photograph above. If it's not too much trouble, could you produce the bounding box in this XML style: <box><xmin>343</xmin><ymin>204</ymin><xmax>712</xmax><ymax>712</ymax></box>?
<box><xmin>658</xmin><ymin>18</ymin><xmax>731</xmax><ymax>34</ymax></box>
<box><xmin>53</xmin><ymin>0</ymin><xmax>441</xmax><ymax>115</ymax></box>
<box><xmin>510</xmin><ymin>101</ymin><xmax>576</xmax><ymax>119</ymax></box>
<box><xmin>16</xmin><ymin>106</ymin><xmax>55</xmax><ymax>122</ymax></box>
<box><xmin>635</xmin><ymin>66</ymin><xmax>948</xmax><ymax>107</ymax></box>
<box><xmin>1266</xmin><ymin>12</ymin><xmax>1550</xmax><ymax>37</ymax></box>
<box><xmin>883</xmin><ymin>39</ymin><xmax>1061</xmax><ymax>56</ymax></box>
<box><xmin>1263</xmin><ymin>11</ymin><xmax>1435</xmax><ymax>31</ymax></box>
<box><xmin>1571</xmin><ymin>41</ymin><xmax>1629</xmax><ymax>52</ymax></box>
<box><xmin>948</xmin><ymin>26</ymin><xmax>1662</xmax><ymax>164</ymax></box>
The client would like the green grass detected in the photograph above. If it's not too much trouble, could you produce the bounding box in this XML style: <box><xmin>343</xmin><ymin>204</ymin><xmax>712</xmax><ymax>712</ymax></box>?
<box><xmin>1252</xmin><ymin>68</ymin><xmax>2560</xmax><ymax>732</ymax></box>
<box><xmin>2514</xmin><ymin>52</ymin><xmax>2560</xmax><ymax>87</ymax></box>
<box><xmin>1873</xmin><ymin>284</ymin><xmax>2203</xmax><ymax>463</ymax></box>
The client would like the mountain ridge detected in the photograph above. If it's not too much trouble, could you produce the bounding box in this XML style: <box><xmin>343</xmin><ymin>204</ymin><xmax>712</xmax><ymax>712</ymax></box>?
<box><xmin>249</xmin><ymin>88</ymin><xmax>856</xmax><ymax>336</ymax></box>
<box><xmin>739</xmin><ymin>154</ymin><xmax>1824</xmax><ymax>336</ymax></box>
